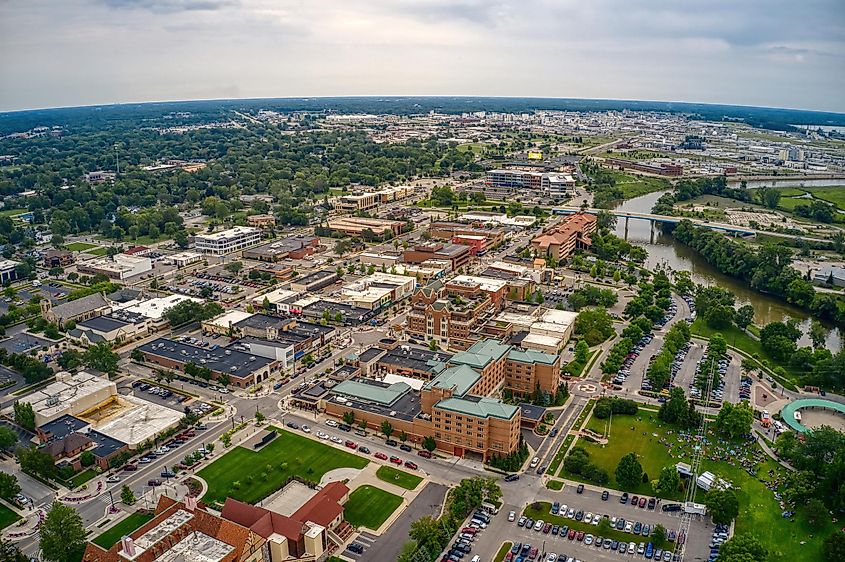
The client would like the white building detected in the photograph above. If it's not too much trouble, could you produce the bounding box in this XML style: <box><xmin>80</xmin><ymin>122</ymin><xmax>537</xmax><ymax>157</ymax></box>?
<box><xmin>194</xmin><ymin>226</ymin><xmax>261</xmax><ymax>255</ymax></box>
<box><xmin>167</xmin><ymin>251</ymin><xmax>203</xmax><ymax>268</ymax></box>
<box><xmin>251</xmin><ymin>288</ymin><xmax>302</xmax><ymax>313</ymax></box>
<box><xmin>0</xmin><ymin>259</ymin><xmax>20</xmax><ymax>284</ymax></box>
<box><xmin>339</xmin><ymin>272</ymin><xmax>417</xmax><ymax>310</ymax></box>
<box><xmin>22</xmin><ymin>371</ymin><xmax>116</xmax><ymax>426</ymax></box>
<box><xmin>77</xmin><ymin>254</ymin><xmax>152</xmax><ymax>280</ymax></box>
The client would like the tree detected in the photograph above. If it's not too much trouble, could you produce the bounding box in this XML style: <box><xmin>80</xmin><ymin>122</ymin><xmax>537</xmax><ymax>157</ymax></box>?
<box><xmin>574</xmin><ymin>308</ymin><xmax>616</xmax><ymax>346</ymax></box>
<box><xmin>615</xmin><ymin>452</ymin><xmax>643</xmax><ymax>489</ymax></box>
<box><xmin>380</xmin><ymin>420</ymin><xmax>394</xmax><ymax>440</ymax></box>
<box><xmin>398</xmin><ymin>430</ymin><xmax>408</xmax><ymax>443</ymax></box>
<box><xmin>255</xmin><ymin>410</ymin><xmax>266</xmax><ymax>423</ymax></box>
<box><xmin>758</xmin><ymin>187</ymin><xmax>781</xmax><ymax>209</ymax></box>
<box><xmin>39</xmin><ymin>503</ymin><xmax>86</xmax><ymax>562</ymax></box>
<box><xmin>120</xmin><ymin>484</ymin><xmax>136</xmax><ymax>506</ymax></box>
<box><xmin>823</xmin><ymin>532</ymin><xmax>845</xmax><ymax>562</ymax></box>
<box><xmin>651</xmin><ymin>524</ymin><xmax>667</xmax><ymax>547</ymax></box>
<box><xmin>718</xmin><ymin>533</ymin><xmax>768</xmax><ymax>562</ymax></box>
<box><xmin>809</xmin><ymin>320</ymin><xmax>827</xmax><ymax>349</ymax></box>
<box><xmin>803</xmin><ymin>497</ymin><xmax>828</xmax><ymax>527</ymax></box>
<box><xmin>574</xmin><ymin>340</ymin><xmax>590</xmax><ymax>364</ymax></box>
<box><xmin>705</xmin><ymin>488</ymin><xmax>739</xmax><ymax>525</ymax></box>
<box><xmin>714</xmin><ymin>402</ymin><xmax>754</xmax><ymax>439</ymax></box>
<box><xmin>422</xmin><ymin>436</ymin><xmax>436</xmax><ymax>452</ymax></box>
<box><xmin>342</xmin><ymin>411</ymin><xmax>356</xmax><ymax>426</ymax></box>
<box><xmin>83</xmin><ymin>342</ymin><xmax>119</xmax><ymax>374</ymax></box>
<box><xmin>0</xmin><ymin>540</ymin><xmax>28</xmax><ymax>562</ymax></box>
<box><xmin>334</xmin><ymin>239</ymin><xmax>351</xmax><ymax>257</ymax></box>
<box><xmin>654</xmin><ymin>465</ymin><xmax>680</xmax><ymax>497</ymax></box>
<box><xmin>13</xmin><ymin>401</ymin><xmax>35</xmax><ymax>430</ymax></box>
<box><xmin>733</xmin><ymin>305</ymin><xmax>755</xmax><ymax>331</ymax></box>
<box><xmin>0</xmin><ymin>425</ymin><xmax>17</xmax><ymax>450</ymax></box>
<box><xmin>79</xmin><ymin>450</ymin><xmax>95</xmax><ymax>468</ymax></box>
<box><xmin>0</xmin><ymin>473</ymin><xmax>21</xmax><ymax>500</ymax></box>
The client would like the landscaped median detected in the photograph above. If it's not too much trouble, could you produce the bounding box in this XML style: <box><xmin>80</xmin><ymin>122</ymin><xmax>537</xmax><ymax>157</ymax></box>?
<box><xmin>197</xmin><ymin>426</ymin><xmax>368</xmax><ymax>506</ymax></box>
<box><xmin>494</xmin><ymin>541</ymin><xmax>513</xmax><ymax>562</ymax></box>
<box><xmin>0</xmin><ymin>503</ymin><xmax>21</xmax><ymax>531</ymax></box>
<box><xmin>343</xmin><ymin>485</ymin><xmax>403</xmax><ymax>531</ymax></box>
<box><xmin>375</xmin><ymin>465</ymin><xmax>423</xmax><ymax>491</ymax></box>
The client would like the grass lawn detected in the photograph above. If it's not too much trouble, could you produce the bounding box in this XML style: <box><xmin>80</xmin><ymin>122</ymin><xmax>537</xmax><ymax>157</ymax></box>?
<box><xmin>198</xmin><ymin>427</ymin><xmax>368</xmax><ymax>505</ymax></box>
<box><xmin>69</xmin><ymin>468</ymin><xmax>98</xmax><ymax>488</ymax></box>
<box><xmin>0</xmin><ymin>503</ymin><xmax>21</xmax><ymax>531</ymax></box>
<box><xmin>92</xmin><ymin>512</ymin><xmax>154</xmax><ymax>549</ymax></box>
<box><xmin>605</xmin><ymin>170</ymin><xmax>671</xmax><ymax>200</ymax></box>
<box><xmin>808</xmin><ymin>187</ymin><xmax>845</xmax><ymax>211</ymax></box>
<box><xmin>376</xmin><ymin>465</ymin><xmax>423</xmax><ymax>491</ymax></box>
<box><xmin>0</xmin><ymin>208</ymin><xmax>28</xmax><ymax>217</ymax></box>
<box><xmin>65</xmin><ymin>242</ymin><xmax>97</xmax><ymax>251</ymax></box>
<box><xmin>85</xmin><ymin>247</ymin><xmax>109</xmax><ymax>256</ymax></box>
<box><xmin>546</xmin><ymin>480</ymin><xmax>564</xmax><ymax>491</ymax></box>
<box><xmin>771</xmin><ymin>187</ymin><xmax>806</xmax><ymax>197</ymax></box>
<box><xmin>564</xmin><ymin>409</ymin><xmax>829</xmax><ymax>561</ymax></box>
<box><xmin>343</xmin><ymin>485</ymin><xmax>402</xmax><ymax>530</ymax></box>
<box><xmin>494</xmin><ymin>542</ymin><xmax>513</xmax><ymax>562</ymax></box>
<box><xmin>561</xmin><ymin>409</ymin><xmax>683</xmax><ymax>500</ymax></box>
<box><xmin>776</xmin><ymin>197</ymin><xmax>807</xmax><ymax>212</ymax></box>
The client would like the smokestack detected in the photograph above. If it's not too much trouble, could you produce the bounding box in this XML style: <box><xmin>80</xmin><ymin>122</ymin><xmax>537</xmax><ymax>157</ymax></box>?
<box><xmin>121</xmin><ymin>536</ymin><xmax>136</xmax><ymax>557</ymax></box>
<box><xmin>185</xmin><ymin>495</ymin><xmax>198</xmax><ymax>512</ymax></box>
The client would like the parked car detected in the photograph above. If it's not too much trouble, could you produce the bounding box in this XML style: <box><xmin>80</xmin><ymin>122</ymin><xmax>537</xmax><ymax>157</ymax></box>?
<box><xmin>418</xmin><ymin>450</ymin><xmax>432</xmax><ymax>458</ymax></box>
<box><xmin>375</xmin><ymin>452</ymin><xmax>388</xmax><ymax>460</ymax></box>
<box><xmin>404</xmin><ymin>461</ymin><xmax>418</xmax><ymax>470</ymax></box>
<box><xmin>504</xmin><ymin>474</ymin><xmax>519</xmax><ymax>482</ymax></box>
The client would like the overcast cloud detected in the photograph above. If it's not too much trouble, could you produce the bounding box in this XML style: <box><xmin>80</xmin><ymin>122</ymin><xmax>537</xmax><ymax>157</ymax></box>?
<box><xmin>1</xmin><ymin>0</ymin><xmax>843</xmax><ymax>112</ymax></box>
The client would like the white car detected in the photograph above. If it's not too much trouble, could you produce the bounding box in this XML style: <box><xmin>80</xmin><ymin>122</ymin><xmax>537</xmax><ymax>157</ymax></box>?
<box><xmin>106</xmin><ymin>475</ymin><xmax>121</xmax><ymax>483</ymax></box>
<box><xmin>546</xmin><ymin>555</ymin><xmax>557</xmax><ymax>562</ymax></box>
<box><xmin>508</xmin><ymin>510</ymin><xmax>516</xmax><ymax>522</ymax></box>
<box><xmin>529</xmin><ymin>457</ymin><xmax>539</xmax><ymax>468</ymax></box>
<box><xmin>325</xmin><ymin>420</ymin><xmax>338</xmax><ymax>427</ymax></box>
<box><xmin>625</xmin><ymin>522</ymin><xmax>633</xmax><ymax>533</ymax></box>
<box><xmin>533</xmin><ymin>519</ymin><xmax>544</xmax><ymax>531</ymax></box>
<box><xmin>584</xmin><ymin>512</ymin><xmax>593</xmax><ymax>524</ymax></box>
<box><xmin>584</xmin><ymin>534</ymin><xmax>594</xmax><ymax>546</ymax></box>
<box><xmin>330</xmin><ymin>436</ymin><xmax>343</xmax><ymax>444</ymax></box>
<box><xmin>301</xmin><ymin>425</ymin><xmax>311</xmax><ymax>433</ymax></box>
<box><xmin>566</xmin><ymin>508</ymin><xmax>575</xmax><ymax>518</ymax></box>
<box><xmin>316</xmin><ymin>431</ymin><xmax>329</xmax><ymax>440</ymax></box>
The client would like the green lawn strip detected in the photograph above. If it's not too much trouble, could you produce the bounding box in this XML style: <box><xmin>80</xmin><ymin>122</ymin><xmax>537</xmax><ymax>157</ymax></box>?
<box><xmin>0</xmin><ymin>503</ymin><xmax>21</xmax><ymax>531</ymax></box>
<box><xmin>69</xmin><ymin>468</ymin><xmax>98</xmax><ymax>488</ymax></box>
<box><xmin>65</xmin><ymin>242</ymin><xmax>98</xmax><ymax>251</ymax></box>
<box><xmin>604</xmin><ymin>171</ymin><xmax>671</xmax><ymax>200</ymax></box>
<box><xmin>0</xmin><ymin>208</ymin><xmax>28</xmax><ymax>217</ymax></box>
<box><xmin>549</xmin><ymin>434</ymin><xmax>575</xmax><ymax>476</ymax></box>
<box><xmin>808</xmin><ymin>187</ymin><xmax>845</xmax><ymax>211</ymax></box>
<box><xmin>376</xmin><ymin>465</ymin><xmax>423</xmax><ymax>491</ymax></box>
<box><xmin>522</xmin><ymin>502</ymin><xmax>667</xmax><ymax>549</ymax></box>
<box><xmin>771</xmin><ymin>187</ymin><xmax>806</xmax><ymax>198</ymax></box>
<box><xmin>92</xmin><ymin>512</ymin><xmax>154</xmax><ymax>549</ymax></box>
<box><xmin>343</xmin><ymin>485</ymin><xmax>402</xmax><ymax>530</ymax></box>
<box><xmin>494</xmin><ymin>541</ymin><xmax>514</xmax><ymax>562</ymax></box>
<box><xmin>85</xmin><ymin>247</ymin><xmax>109</xmax><ymax>256</ymax></box>
<box><xmin>560</xmin><ymin>410</ymin><xmax>684</xmax><ymax>500</ymax></box>
<box><xmin>546</xmin><ymin>480</ymin><xmax>564</xmax><ymax>491</ymax></box>
<box><xmin>197</xmin><ymin>427</ymin><xmax>368</xmax><ymax>505</ymax></box>
<box><xmin>563</xmin><ymin>349</ymin><xmax>597</xmax><ymax>377</ymax></box>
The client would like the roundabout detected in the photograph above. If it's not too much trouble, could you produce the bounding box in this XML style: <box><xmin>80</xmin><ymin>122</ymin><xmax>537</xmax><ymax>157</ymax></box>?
<box><xmin>779</xmin><ymin>398</ymin><xmax>845</xmax><ymax>433</ymax></box>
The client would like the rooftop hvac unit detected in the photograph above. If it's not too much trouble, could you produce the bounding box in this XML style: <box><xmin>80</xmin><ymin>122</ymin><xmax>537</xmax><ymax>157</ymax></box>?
<box><xmin>249</xmin><ymin>356</ymin><xmax>256</xmax><ymax>362</ymax></box>
<box><xmin>230</xmin><ymin>366</ymin><xmax>237</xmax><ymax>372</ymax></box>
<box><xmin>225</xmin><ymin>350</ymin><xmax>232</xmax><ymax>355</ymax></box>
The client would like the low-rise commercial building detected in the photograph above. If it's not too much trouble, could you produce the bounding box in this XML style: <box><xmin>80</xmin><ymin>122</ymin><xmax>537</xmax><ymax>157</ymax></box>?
<box><xmin>77</xmin><ymin>254</ymin><xmax>153</xmax><ymax>280</ymax></box>
<box><xmin>246</xmin><ymin>214</ymin><xmax>276</xmax><ymax>229</ymax></box>
<box><xmin>289</xmin><ymin>270</ymin><xmax>339</xmax><ymax>292</ymax></box>
<box><xmin>403</xmin><ymin>243</ymin><xmax>471</xmax><ymax>271</ymax></box>
<box><xmin>195</xmin><ymin>226</ymin><xmax>262</xmax><ymax>255</ymax></box>
<box><xmin>242</xmin><ymin>236</ymin><xmax>319</xmax><ymax>262</ymax></box>
<box><xmin>166</xmin><ymin>251</ymin><xmax>203</xmax><ymax>268</ymax></box>
<box><xmin>605</xmin><ymin>158</ymin><xmax>683</xmax><ymax>177</ymax></box>
<box><xmin>338</xmin><ymin>272</ymin><xmax>416</xmax><ymax>311</ymax></box>
<box><xmin>0</xmin><ymin>259</ymin><xmax>22</xmax><ymax>284</ymax></box>
<box><xmin>325</xmin><ymin>217</ymin><xmax>405</xmax><ymax>238</ymax></box>
<box><xmin>335</xmin><ymin>185</ymin><xmax>414</xmax><ymax>212</ymax></box>
<box><xmin>43</xmin><ymin>249</ymin><xmax>74</xmax><ymax>268</ymax></box>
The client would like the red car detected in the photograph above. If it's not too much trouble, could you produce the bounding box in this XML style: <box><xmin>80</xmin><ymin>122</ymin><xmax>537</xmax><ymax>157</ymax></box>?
<box><xmin>404</xmin><ymin>461</ymin><xmax>418</xmax><ymax>470</ymax></box>
<box><xmin>576</xmin><ymin>530</ymin><xmax>585</xmax><ymax>541</ymax></box>
<box><xmin>374</xmin><ymin>452</ymin><xmax>388</xmax><ymax>460</ymax></box>
<box><xmin>631</xmin><ymin>495</ymin><xmax>639</xmax><ymax>506</ymax></box>
<box><xmin>461</xmin><ymin>528</ymin><xmax>477</xmax><ymax>535</ymax></box>
<box><xmin>345</xmin><ymin>441</ymin><xmax>357</xmax><ymax>449</ymax></box>
<box><xmin>389</xmin><ymin>456</ymin><xmax>402</xmax><ymax>465</ymax></box>
<box><xmin>638</xmin><ymin>496</ymin><xmax>647</xmax><ymax>508</ymax></box>
<box><xmin>417</xmin><ymin>450</ymin><xmax>432</xmax><ymax>458</ymax></box>
<box><xmin>543</xmin><ymin>523</ymin><xmax>551</xmax><ymax>534</ymax></box>
<box><xmin>568</xmin><ymin>529</ymin><xmax>577</xmax><ymax>540</ymax></box>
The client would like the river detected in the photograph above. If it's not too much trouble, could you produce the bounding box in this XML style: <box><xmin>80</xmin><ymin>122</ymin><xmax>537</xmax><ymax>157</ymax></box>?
<box><xmin>612</xmin><ymin>190</ymin><xmax>842</xmax><ymax>351</ymax></box>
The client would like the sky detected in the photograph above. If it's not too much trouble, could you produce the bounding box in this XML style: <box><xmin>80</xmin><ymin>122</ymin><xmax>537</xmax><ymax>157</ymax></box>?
<box><xmin>1</xmin><ymin>0</ymin><xmax>844</xmax><ymax>113</ymax></box>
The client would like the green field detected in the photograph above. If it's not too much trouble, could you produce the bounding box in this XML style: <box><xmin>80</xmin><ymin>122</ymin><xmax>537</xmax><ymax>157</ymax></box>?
<box><xmin>92</xmin><ymin>512</ymin><xmax>154</xmax><ymax>549</ymax></box>
<box><xmin>376</xmin><ymin>465</ymin><xmax>423</xmax><ymax>490</ymax></box>
<box><xmin>65</xmin><ymin>242</ymin><xmax>98</xmax><ymax>251</ymax></box>
<box><xmin>198</xmin><ymin>428</ymin><xmax>368</xmax><ymax>505</ymax></box>
<box><xmin>546</xmin><ymin>480</ymin><xmax>564</xmax><ymax>491</ymax></box>
<box><xmin>69</xmin><ymin>469</ymin><xmax>98</xmax><ymax>488</ymax></box>
<box><xmin>456</xmin><ymin>142</ymin><xmax>488</xmax><ymax>155</ymax></box>
<box><xmin>343</xmin><ymin>485</ymin><xmax>402</xmax><ymax>530</ymax></box>
<box><xmin>563</xmin><ymin>409</ymin><xmax>829</xmax><ymax>561</ymax></box>
<box><xmin>85</xmin><ymin>247</ymin><xmax>109</xmax><ymax>256</ymax></box>
<box><xmin>807</xmin><ymin>187</ymin><xmax>845</xmax><ymax>211</ymax></box>
<box><xmin>0</xmin><ymin>503</ymin><xmax>20</xmax><ymax>531</ymax></box>
<box><xmin>776</xmin><ymin>197</ymin><xmax>808</xmax><ymax>212</ymax></box>
<box><xmin>606</xmin><ymin>170</ymin><xmax>671</xmax><ymax>200</ymax></box>
<box><xmin>0</xmin><ymin>208</ymin><xmax>28</xmax><ymax>218</ymax></box>
<box><xmin>494</xmin><ymin>542</ymin><xmax>513</xmax><ymax>562</ymax></box>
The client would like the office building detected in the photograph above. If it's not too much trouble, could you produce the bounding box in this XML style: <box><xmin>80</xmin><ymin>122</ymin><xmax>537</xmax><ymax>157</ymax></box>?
<box><xmin>0</xmin><ymin>259</ymin><xmax>21</xmax><ymax>284</ymax></box>
<box><xmin>403</xmin><ymin>243</ymin><xmax>471</xmax><ymax>271</ymax></box>
<box><xmin>246</xmin><ymin>214</ymin><xmax>276</xmax><ymax>229</ymax></box>
<box><xmin>242</xmin><ymin>236</ymin><xmax>319</xmax><ymax>262</ymax></box>
<box><xmin>195</xmin><ymin>226</ymin><xmax>262</xmax><ymax>255</ymax></box>
<box><xmin>335</xmin><ymin>185</ymin><xmax>414</xmax><ymax>212</ymax></box>
<box><xmin>406</xmin><ymin>280</ymin><xmax>496</xmax><ymax>351</ymax></box>
<box><xmin>325</xmin><ymin>217</ymin><xmax>405</xmax><ymax>238</ymax></box>
<box><xmin>77</xmin><ymin>254</ymin><xmax>153</xmax><ymax>280</ymax></box>
<box><xmin>531</xmin><ymin>212</ymin><xmax>597</xmax><ymax>260</ymax></box>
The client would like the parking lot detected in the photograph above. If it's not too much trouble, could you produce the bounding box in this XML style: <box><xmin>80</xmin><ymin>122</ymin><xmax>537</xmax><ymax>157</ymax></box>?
<box><xmin>471</xmin><ymin>485</ymin><xmax>713</xmax><ymax>562</ymax></box>
<box><xmin>127</xmin><ymin>380</ymin><xmax>216</xmax><ymax>414</ymax></box>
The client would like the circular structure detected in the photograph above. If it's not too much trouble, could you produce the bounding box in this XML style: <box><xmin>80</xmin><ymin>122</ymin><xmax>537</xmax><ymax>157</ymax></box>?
<box><xmin>780</xmin><ymin>398</ymin><xmax>845</xmax><ymax>433</ymax></box>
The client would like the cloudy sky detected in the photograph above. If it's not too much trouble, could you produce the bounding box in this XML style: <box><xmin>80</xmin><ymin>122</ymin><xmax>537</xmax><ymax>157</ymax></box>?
<box><xmin>1</xmin><ymin>0</ymin><xmax>844</xmax><ymax>113</ymax></box>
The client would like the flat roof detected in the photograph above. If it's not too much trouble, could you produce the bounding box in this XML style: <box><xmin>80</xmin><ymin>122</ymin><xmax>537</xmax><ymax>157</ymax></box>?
<box><xmin>87</xmin><ymin>428</ymin><xmax>127</xmax><ymax>458</ymax></box>
<box><xmin>205</xmin><ymin>310</ymin><xmax>254</xmax><ymax>329</ymax></box>
<box><xmin>378</xmin><ymin>346</ymin><xmax>452</xmax><ymax>374</ymax></box>
<box><xmin>77</xmin><ymin>315</ymin><xmax>130</xmax><ymax>333</ymax></box>
<box><xmin>93</xmin><ymin>395</ymin><xmax>182</xmax><ymax>447</ymax></box>
<box><xmin>234</xmin><ymin>313</ymin><xmax>290</xmax><ymax>331</ymax></box>
<box><xmin>541</xmin><ymin>309</ymin><xmax>579</xmax><ymax>326</ymax></box>
<box><xmin>195</xmin><ymin>226</ymin><xmax>259</xmax><ymax>241</ymax></box>
<box><xmin>39</xmin><ymin>414</ymin><xmax>89</xmax><ymax>439</ymax></box>
<box><xmin>450</xmin><ymin>274</ymin><xmax>508</xmax><ymax>293</ymax></box>
<box><xmin>116</xmin><ymin>294</ymin><xmax>203</xmax><ymax>319</ymax></box>
<box><xmin>332</xmin><ymin>378</ymin><xmax>411</xmax><ymax>407</ymax></box>
<box><xmin>518</xmin><ymin>402</ymin><xmax>547</xmax><ymax>421</ymax></box>
<box><xmin>358</xmin><ymin>347</ymin><xmax>387</xmax><ymax>363</ymax></box>
<box><xmin>139</xmin><ymin>338</ymin><xmax>274</xmax><ymax>380</ymax></box>
<box><xmin>521</xmin><ymin>333</ymin><xmax>563</xmax><ymax>347</ymax></box>
<box><xmin>435</xmin><ymin>396</ymin><xmax>518</xmax><ymax>420</ymax></box>
<box><xmin>0</xmin><ymin>332</ymin><xmax>55</xmax><ymax>354</ymax></box>
<box><xmin>24</xmin><ymin>372</ymin><xmax>115</xmax><ymax>419</ymax></box>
